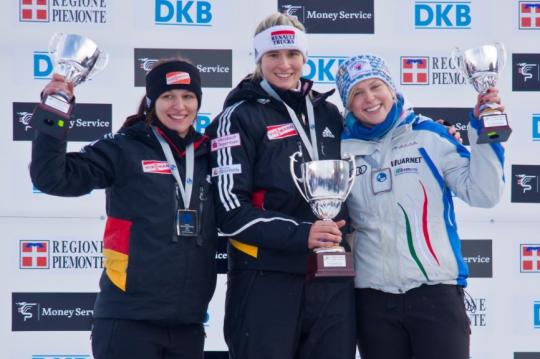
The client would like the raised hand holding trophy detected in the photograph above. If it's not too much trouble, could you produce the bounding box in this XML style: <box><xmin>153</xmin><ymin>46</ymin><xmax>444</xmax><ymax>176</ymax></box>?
<box><xmin>452</xmin><ymin>43</ymin><xmax>511</xmax><ymax>143</ymax></box>
<box><xmin>31</xmin><ymin>33</ymin><xmax>108</xmax><ymax>139</ymax></box>
<box><xmin>290</xmin><ymin>151</ymin><xmax>356</xmax><ymax>279</ymax></box>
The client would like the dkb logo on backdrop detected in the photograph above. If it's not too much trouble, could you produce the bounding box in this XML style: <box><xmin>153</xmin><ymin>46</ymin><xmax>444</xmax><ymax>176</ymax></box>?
<box><xmin>461</xmin><ymin>240</ymin><xmax>492</xmax><ymax>278</ymax></box>
<box><xmin>414</xmin><ymin>107</ymin><xmax>471</xmax><ymax>145</ymax></box>
<box><xmin>513</xmin><ymin>53</ymin><xmax>540</xmax><ymax>91</ymax></box>
<box><xmin>12</xmin><ymin>292</ymin><xmax>96</xmax><ymax>331</ymax></box>
<box><xmin>134</xmin><ymin>48</ymin><xmax>232</xmax><ymax>88</ymax></box>
<box><xmin>19</xmin><ymin>0</ymin><xmax>109</xmax><ymax>23</ymax></box>
<box><xmin>304</xmin><ymin>56</ymin><xmax>347</xmax><ymax>84</ymax></box>
<box><xmin>278</xmin><ymin>0</ymin><xmax>374</xmax><ymax>34</ymax></box>
<box><xmin>33</xmin><ymin>51</ymin><xmax>53</xmax><ymax>79</ymax></box>
<box><xmin>13</xmin><ymin>102</ymin><xmax>112</xmax><ymax>142</ymax></box>
<box><xmin>414</xmin><ymin>1</ymin><xmax>471</xmax><ymax>29</ymax></box>
<box><xmin>154</xmin><ymin>0</ymin><xmax>212</xmax><ymax>26</ymax></box>
<box><xmin>511</xmin><ymin>165</ymin><xmax>540</xmax><ymax>203</ymax></box>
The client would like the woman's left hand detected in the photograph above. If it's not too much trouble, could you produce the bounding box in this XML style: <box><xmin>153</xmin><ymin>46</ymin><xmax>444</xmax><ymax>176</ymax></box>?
<box><xmin>474</xmin><ymin>87</ymin><xmax>504</xmax><ymax>118</ymax></box>
<box><xmin>436</xmin><ymin>119</ymin><xmax>462</xmax><ymax>143</ymax></box>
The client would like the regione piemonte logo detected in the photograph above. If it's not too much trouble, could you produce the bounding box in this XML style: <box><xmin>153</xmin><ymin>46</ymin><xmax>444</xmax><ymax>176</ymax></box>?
<box><xmin>20</xmin><ymin>240</ymin><xmax>49</xmax><ymax>269</ymax></box>
<box><xmin>521</xmin><ymin>244</ymin><xmax>540</xmax><ymax>273</ymax></box>
<box><xmin>20</xmin><ymin>0</ymin><xmax>48</xmax><ymax>22</ymax></box>
<box><xmin>520</xmin><ymin>1</ymin><xmax>540</xmax><ymax>29</ymax></box>
<box><xmin>401</xmin><ymin>57</ymin><xmax>429</xmax><ymax>85</ymax></box>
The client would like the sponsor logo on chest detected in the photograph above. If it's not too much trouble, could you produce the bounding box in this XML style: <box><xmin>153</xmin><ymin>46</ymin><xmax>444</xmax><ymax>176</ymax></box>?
<box><xmin>266</xmin><ymin>123</ymin><xmax>298</xmax><ymax>140</ymax></box>
<box><xmin>142</xmin><ymin>160</ymin><xmax>171</xmax><ymax>174</ymax></box>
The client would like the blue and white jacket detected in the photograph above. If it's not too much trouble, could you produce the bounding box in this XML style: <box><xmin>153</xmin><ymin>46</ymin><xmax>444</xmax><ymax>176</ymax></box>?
<box><xmin>341</xmin><ymin>105</ymin><xmax>505</xmax><ymax>293</ymax></box>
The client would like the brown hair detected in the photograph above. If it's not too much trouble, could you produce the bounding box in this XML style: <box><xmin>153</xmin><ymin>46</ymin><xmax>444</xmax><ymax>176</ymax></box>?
<box><xmin>121</xmin><ymin>56</ymin><xmax>194</xmax><ymax>129</ymax></box>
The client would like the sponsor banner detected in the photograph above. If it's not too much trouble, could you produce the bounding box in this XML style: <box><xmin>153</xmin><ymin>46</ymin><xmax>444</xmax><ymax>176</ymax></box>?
<box><xmin>155</xmin><ymin>0</ymin><xmax>213</xmax><ymax>26</ymax></box>
<box><xmin>304</xmin><ymin>55</ymin><xmax>347</xmax><ymax>84</ymax></box>
<box><xmin>414</xmin><ymin>107</ymin><xmax>471</xmax><ymax>145</ymax></box>
<box><xmin>278</xmin><ymin>0</ymin><xmax>374</xmax><ymax>34</ymax></box>
<box><xmin>515</xmin><ymin>353</ymin><xmax>540</xmax><ymax>359</ymax></box>
<box><xmin>461</xmin><ymin>240</ymin><xmax>492</xmax><ymax>278</ymax></box>
<box><xmin>414</xmin><ymin>0</ymin><xmax>471</xmax><ymax>29</ymax></box>
<box><xmin>400</xmin><ymin>56</ymin><xmax>467</xmax><ymax>86</ymax></box>
<box><xmin>511</xmin><ymin>165</ymin><xmax>540</xmax><ymax>203</ymax></box>
<box><xmin>466</xmin><ymin>295</ymin><xmax>487</xmax><ymax>327</ymax></box>
<box><xmin>134</xmin><ymin>48</ymin><xmax>232</xmax><ymax>88</ymax></box>
<box><xmin>513</xmin><ymin>53</ymin><xmax>540</xmax><ymax>91</ymax></box>
<box><xmin>33</xmin><ymin>51</ymin><xmax>53</xmax><ymax>80</ymax></box>
<box><xmin>13</xmin><ymin>102</ymin><xmax>112</xmax><ymax>142</ymax></box>
<box><xmin>19</xmin><ymin>0</ymin><xmax>109</xmax><ymax>24</ymax></box>
<box><xmin>12</xmin><ymin>292</ymin><xmax>96</xmax><ymax>331</ymax></box>
<box><xmin>19</xmin><ymin>239</ymin><xmax>103</xmax><ymax>270</ymax></box>
<box><xmin>195</xmin><ymin>112</ymin><xmax>213</xmax><ymax>134</ymax></box>
<box><xmin>519</xmin><ymin>1</ymin><xmax>540</xmax><ymax>29</ymax></box>
<box><xmin>521</xmin><ymin>244</ymin><xmax>540</xmax><ymax>273</ymax></box>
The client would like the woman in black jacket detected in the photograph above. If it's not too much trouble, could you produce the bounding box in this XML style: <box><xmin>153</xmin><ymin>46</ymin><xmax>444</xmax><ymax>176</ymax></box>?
<box><xmin>30</xmin><ymin>59</ymin><xmax>217</xmax><ymax>359</ymax></box>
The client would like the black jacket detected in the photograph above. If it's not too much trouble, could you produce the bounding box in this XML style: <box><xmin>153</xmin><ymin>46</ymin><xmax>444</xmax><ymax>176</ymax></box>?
<box><xmin>30</xmin><ymin>118</ymin><xmax>217</xmax><ymax>325</ymax></box>
<box><xmin>206</xmin><ymin>77</ymin><xmax>349</xmax><ymax>274</ymax></box>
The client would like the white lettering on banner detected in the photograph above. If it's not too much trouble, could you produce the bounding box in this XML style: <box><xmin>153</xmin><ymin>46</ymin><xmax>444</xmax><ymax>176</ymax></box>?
<box><xmin>266</xmin><ymin>123</ymin><xmax>298</xmax><ymax>140</ymax></box>
<box><xmin>212</xmin><ymin>164</ymin><xmax>242</xmax><ymax>177</ymax></box>
<box><xmin>463</xmin><ymin>255</ymin><xmax>491</xmax><ymax>264</ymax></box>
<box><xmin>306</xmin><ymin>11</ymin><xmax>372</xmax><ymax>21</ymax></box>
<box><xmin>142</xmin><ymin>160</ymin><xmax>172</xmax><ymax>174</ymax></box>
<box><xmin>211</xmin><ymin>133</ymin><xmax>241</xmax><ymax>151</ymax></box>
<box><xmin>41</xmin><ymin>307</ymin><xmax>94</xmax><ymax>318</ymax></box>
<box><xmin>215</xmin><ymin>252</ymin><xmax>227</xmax><ymax>259</ymax></box>
<box><xmin>196</xmin><ymin>64</ymin><xmax>230</xmax><ymax>73</ymax></box>
<box><xmin>69</xmin><ymin>119</ymin><xmax>111</xmax><ymax>129</ymax></box>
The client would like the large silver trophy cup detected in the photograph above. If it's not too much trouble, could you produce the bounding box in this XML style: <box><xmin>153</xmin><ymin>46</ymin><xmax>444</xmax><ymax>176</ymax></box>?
<box><xmin>31</xmin><ymin>33</ymin><xmax>108</xmax><ymax>139</ymax></box>
<box><xmin>452</xmin><ymin>43</ymin><xmax>511</xmax><ymax>143</ymax></box>
<box><xmin>290</xmin><ymin>151</ymin><xmax>356</xmax><ymax>279</ymax></box>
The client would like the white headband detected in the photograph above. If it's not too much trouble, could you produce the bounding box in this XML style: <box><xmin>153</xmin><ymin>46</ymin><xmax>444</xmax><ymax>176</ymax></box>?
<box><xmin>253</xmin><ymin>25</ymin><xmax>308</xmax><ymax>63</ymax></box>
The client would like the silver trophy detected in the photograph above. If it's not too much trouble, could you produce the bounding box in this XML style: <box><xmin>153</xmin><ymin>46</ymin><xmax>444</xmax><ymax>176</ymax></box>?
<box><xmin>451</xmin><ymin>43</ymin><xmax>511</xmax><ymax>143</ymax></box>
<box><xmin>290</xmin><ymin>151</ymin><xmax>356</xmax><ymax>278</ymax></box>
<box><xmin>31</xmin><ymin>33</ymin><xmax>108</xmax><ymax>139</ymax></box>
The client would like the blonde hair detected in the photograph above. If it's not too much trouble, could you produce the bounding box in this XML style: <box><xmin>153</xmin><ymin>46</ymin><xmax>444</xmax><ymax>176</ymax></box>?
<box><xmin>250</xmin><ymin>13</ymin><xmax>306</xmax><ymax>81</ymax></box>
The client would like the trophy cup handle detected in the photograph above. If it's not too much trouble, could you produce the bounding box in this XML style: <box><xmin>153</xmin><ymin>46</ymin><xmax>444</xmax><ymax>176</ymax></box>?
<box><xmin>495</xmin><ymin>42</ymin><xmax>507</xmax><ymax>72</ymax></box>
<box><xmin>343</xmin><ymin>153</ymin><xmax>356</xmax><ymax>199</ymax></box>
<box><xmin>87</xmin><ymin>50</ymin><xmax>109</xmax><ymax>80</ymax></box>
<box><xmin>451</xmin><ymin>47</ymin><xmax>467</xmax><ymax>78</ymax></box>
<box><xmin>48</xmin><ymin>33</ymin><xmax>64</xmax><ymax>58</ymax></box>
<box><xmin>290</xmin><ymin>151</ymin><xmax>309</xmax><ymax>202</ymax></box>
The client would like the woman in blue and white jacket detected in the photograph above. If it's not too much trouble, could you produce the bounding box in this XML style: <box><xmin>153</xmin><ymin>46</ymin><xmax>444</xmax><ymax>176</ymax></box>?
<box><xmin>335</xmin><ymin>54</ymin><xmax>505</xmax><ymax>359</ymax></box>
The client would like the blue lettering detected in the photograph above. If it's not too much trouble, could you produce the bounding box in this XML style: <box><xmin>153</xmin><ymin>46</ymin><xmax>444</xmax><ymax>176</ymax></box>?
<box><xmin>177</xmin><ymin>1</ymin><xmax>194</xmax><ymax>23</ymax></box>
<box><xmin>319</xmin><ymin>58</ymin><xmax>336</xmax><ymax>82</ymax></box>
<box><xmin>195</xmin><ymin>114</ymin><xmax>211</xmax><ymax>133</ymax></box>
<box><xmin>303</xmin><ymin>59</ymin><xmax>316</xmax><ymax>81</ymax></box>
<box><xmin>436</xmin><ymin>4</ymin><xmax>452</xmax><ymax>27</ymax></box>
<box><xmin>196</xmin><ymin>1</ymin><xmax>212</xmax><ymax>23</ymax></box>
<box><xmin>455</xmin><ymin>4</ymin><xmax>471</xmax><ymax>26</ymax></box>
<box><xmin>155</xmin><ymin>0</ymin><xmax>174</xmax><ymax>22</ymax></box>
<box><xmin>415</xmin><ymin>4</ymin><xmax>433</xmax><ymax>26</ymax></box>
<box><xmin>34</xmin><ymin>53</ymin><xmax>52</xmax><ymax>78</ymax></box>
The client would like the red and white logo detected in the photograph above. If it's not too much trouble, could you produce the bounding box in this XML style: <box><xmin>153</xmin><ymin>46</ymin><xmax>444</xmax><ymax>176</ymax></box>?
<box><xmin>20</xmin><ymin>240</ymin><xmax>49</xmax><ymax>269</ymax></box>
<box><xmin>521</xmin><ymin>244</ymin><xmax>540</xmax><ymax>272</ymax></box>
<box><xmin>520</xmin><ymin>2</ymin><xmax>540</xmax><ymax>29</ymax></box>
<box><xmin>166</xmin><ymin>71</ymin><xmax>191</xmax><ymax>85</ymax></box>
<box><xmin>401</xmin><ymin>57</ymin><xmax>429</xmax><ymax>85</ymax></box>
<box><xmin>271</xmin><ymin>30</ymin><xmax>296</xmax><ymax>46</ymax></box>
<box><xmin>211</xmin><ymin>133</ymin><xmax>241</xmax><ymax>151</ymax></box>
<box><xmin>142</xmin><ymin>160</ymin><xmax>172</xmax><ymax>174</ymax></box>
<box><xmin>267</xmin><ymin>123</ymin><xmax>298</xmax><ymax>140</ymax></box>
<box><xmin>20</xmin><ymin>0</ymin><xmax>49</xmax><ymax>22</ymax></box>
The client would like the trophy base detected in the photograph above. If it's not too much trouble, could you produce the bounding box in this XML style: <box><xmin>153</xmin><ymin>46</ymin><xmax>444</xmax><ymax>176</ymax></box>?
<box><xmin>31</xmin><ymin>95</ymin><xmax>73</xmax><ymax>140</ymax></box>
<box><xmin>306</xmin><ymin>250</ymin><xmax>355</xmax><ymax>280</ymax></box>
<box><xmin>477</xmin><ymin>112</ymin><xmax>511</xmax><ymax>144</ymax></box>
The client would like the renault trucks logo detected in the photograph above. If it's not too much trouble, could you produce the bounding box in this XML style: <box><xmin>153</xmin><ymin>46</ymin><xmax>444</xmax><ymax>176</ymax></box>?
<box><xmin>33</xmin><ymin>51</ymin><xmax>53</xmax><ymax>79</ymax></box>
<box><xmin>520</xmin><ymin>1</ymin><xmax>540</xmax><ymax>29</ymax></box>
<box><xmin>155</xmin><ymin>0</ymin><xmax>212</xmax><ymax>26</ymax></box>
<box><xmin>415</xmin><ymin>1</ymin><xmax>471</xmax><ymax>29</ymax></box>
<box><xmin>401</xmin><ymin>57</ymin><xmax>429</xmax><ymax>85</ymax></box>
<box><xmin>13</xmin><ymin>102</ymin><xmax>112</xmax><ymax>141</ymax></box>
<box><xmin>12</xmin><ymin>293</ymin><xmax>96</xmax><ymax>331</ymax></box>
<box><xmin>19</xmin><ymin>0</ymin><xmax>108</xmax><ymax>23</ymax></box>
<box><xmin>135</xmin><ymin>49</ymin><xmax>232</xmax><ymax>88</ymax></box>
<box><xmin>20</xmin><ymin>241</ymin><xmax>49</xmax><ymax>269</ymax></box>
<box><xmin>278</xmin><ymin>0</ymin><xmax>374</xmax><ymax>34</ymax></box>
<box><xmin>20</xmin><ymin>0</ymin><xmax>48</xmax><ymax>22</ymax></box>
<box><xmin>304</xmin><ymin>56</ymin><xmax>347</xmax><ymax>84</ymax></box>
<box><xmin>271</xmin><ymin>30</ymin><xmax>295</xmax><ymax>45</ymax></box>
<box><xmin>401</xmin><ymin>56</ymin><xmax>466</xmax><ymax>86</ymax></box>
<box><xmin>461</xmin><ymin>240</ymin><xmax>492</xmax><ymax>278</ymax></box>
<box><xmin>513</xmin><ymin>54</ymin><xmax>540</xmax><ymax>91</ymax></box>
<box><xmin>521</xmin><ymin>244</ymin><xmax>540</xmax><ymax>273</ymax></box>
<box><xmin>512</xmin><ymin>165</ymin><xmax>540</xmax><ymax>203</ymax></box>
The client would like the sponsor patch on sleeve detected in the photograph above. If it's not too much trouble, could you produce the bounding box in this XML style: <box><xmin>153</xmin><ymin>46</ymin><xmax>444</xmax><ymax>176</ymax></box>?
<box><xmin>142</xmin><ymin>160</ymin><xmax>172</xmax><ymax>174</ymax></box>
<box><xmin>211</xmin><ymin>133</ymin><xmax>241</xmax><ymax>151</ymax></box>
<box><xmin>266</xmin><ymin>123</ymin><xmax>298</xmax><ymax>140</ymax></box>
<box><xmin>212</xmin><ymin>164</ymin><xmax>242</xmax><ymax>177</ymax></box>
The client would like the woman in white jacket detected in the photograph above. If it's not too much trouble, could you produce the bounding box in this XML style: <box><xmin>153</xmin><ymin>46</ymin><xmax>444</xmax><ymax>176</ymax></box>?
<box><xmin>335</xmin><ymin>54</ymin><xmax>505</xmax><ymax>359</ymax></box>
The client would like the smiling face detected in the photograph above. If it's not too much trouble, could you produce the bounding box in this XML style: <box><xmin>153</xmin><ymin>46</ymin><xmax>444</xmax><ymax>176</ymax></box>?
<box><xmin>260</xmin><ymin>49</ymin><xmax>304</xmax><ymax>90</ymax></box>
<box><xmin>349</xmin><ymin>78</ymin><xmax>395</xmax><ymax>127</ymax></box>
<box><xmin>154</xmin><ymin>89</ymin><xmax>198</xmax><ymax>137</ymax></box>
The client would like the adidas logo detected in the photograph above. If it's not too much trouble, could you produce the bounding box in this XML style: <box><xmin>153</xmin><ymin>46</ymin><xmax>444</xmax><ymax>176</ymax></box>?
<box><xmin>322</xmin><ymin>127</ymin><xmax>335</xmax><ymax>138</ymax></box>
